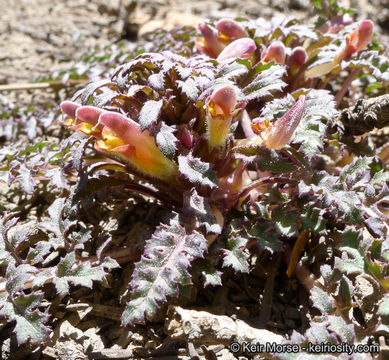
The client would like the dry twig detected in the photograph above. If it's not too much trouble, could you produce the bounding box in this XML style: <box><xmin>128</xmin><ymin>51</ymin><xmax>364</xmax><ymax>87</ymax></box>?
<box><xmin>165</xmin><ymin>305</ymin><xmax>284</xmax><ymax>358</ymax></box>
<box><xmin>334</xmin><ymin>94</ymin><xmax>389</xmax><ymax>135</ymax></box>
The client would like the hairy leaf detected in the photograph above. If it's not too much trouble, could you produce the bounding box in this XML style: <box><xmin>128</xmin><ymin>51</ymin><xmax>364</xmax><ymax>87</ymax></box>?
<box><xmin>310</xmin><ymin>286</ymin><xmax>335</xmax><ymax>315</ymax></box>
<box><xmin>178</xmin><ymin>154</ymin><xmax>218</xmax><ymax>190</ymax></box>
<box><xmin>122</xmin><ymin>215</ymin><xmax>207</xmax><ymax>325</ymax></box>
<box><xmin>243</xmin><ymin>64</ymin><xmax>286</xmax><ymax>101</ymax></box>
<box><xmin>139</xmin><ymin>99</ymin><xmax>163</xmax><ymax>130</ymax></box>
<box><xmin>0</xmin><ymin>292</ymin><xmax>51</xmax><ymax>345</ymax></box>
<box><xmin>222</xmin><ymin>234</ymin><xmax>249</xmax><ymax>273</ymax></box>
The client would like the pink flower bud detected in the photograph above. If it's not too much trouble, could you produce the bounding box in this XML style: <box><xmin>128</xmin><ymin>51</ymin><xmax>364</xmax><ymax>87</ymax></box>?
<box><xmin>216</xmin><ymin>19</ymin><xmax>247</xmax><ymax>43</ymax></box>
<box><xmin>196</xmin><ymin>22</ymin><xmax>225</xmax><ymax>57</ymax></box>
<box><xmin>177</xmin><ymin>126</ymin><xmax>193</xmax><ymax>149</ymax></box>
<box><xmin>265</xmin><ymin>95</ymin><xmax>305</xmax><ymax>150</ymax></box>
<box><xmin>320</xmin><ymin>14</ymin><xmax>354</xmax><ymax>34</ymax></box>
<box><xmin>60</xmin><ymin>101</ymin><xmax>80</xmax><ymax>119</ymax></box>
<box><xmin>207</xmin><ymin>85</ymin><xmax>237</xmax><ymax>117</ymax></box>
<box><xmin>261</xmin><ymin>41</ymin><xmax>286</xmax><ymax>65</ymax></box>
<box><xmin>217</xmin><ymin>38</ymin><xmax>256</xmax><ymax>61</ymax></box>
<box><xmin>334</xmin><ymin>20</ymin><xmax>374</xmax><ymax>64</ymax></box>
<box><xmin>347</xmin><ymin>20</ymin><xmax>373</xmax><ymax>53</ymax></box>
<box><xmin>289</xmin><ymin>47</ymin><xmax>307</xmax><ymax>67</ymax></box>
<box><xmin>206</xmin><ymin>85</ymin><xmax>238</xmax><ymax>148</ymax></box>
<box><xmin>60</xmin><ymin>102</ymin><xmax>105</xmax><ymax>136</ymax></box>
<box><xmin>307</xmin><ymin>20</ymin><xmax>373</xmax><ymax>78</ymax></box>
<box><xmin>288</xmin><ymin>46</ymin><xmax>307</xmax><ymax>75</ymax></box>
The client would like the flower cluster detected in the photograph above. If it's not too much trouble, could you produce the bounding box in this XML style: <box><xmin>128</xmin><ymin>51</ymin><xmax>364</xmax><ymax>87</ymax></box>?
<box><xmin>52</xmin><ymin>8</ymin><xmax>389</xmax><ymax>336</ymax></box>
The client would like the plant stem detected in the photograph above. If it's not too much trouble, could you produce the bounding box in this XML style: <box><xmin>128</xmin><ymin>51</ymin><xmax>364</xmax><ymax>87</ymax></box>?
<box><xmin>286</xmin><ymin>230</ymin><xmax>310</xmax><ymax>278</ymax></box>
<box><xmin>335</xmin><ymin>68</ymin><xmax>361</xmax><ymax>106</ymax></box>
<box><xmin>240</xmin><ymin>110</ymin><xmax>256</xmax><ymax>139</ymax></box>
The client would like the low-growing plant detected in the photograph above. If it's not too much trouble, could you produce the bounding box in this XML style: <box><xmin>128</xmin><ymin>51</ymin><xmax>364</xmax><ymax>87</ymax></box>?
<box><xmin>1</xmin><ymin>0</ymin><xmax>389</xmax><ymax>357</ymax></box>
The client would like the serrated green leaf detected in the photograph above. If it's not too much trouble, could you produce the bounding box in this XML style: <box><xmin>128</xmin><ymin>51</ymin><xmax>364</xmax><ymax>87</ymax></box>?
<box><xmin>27</xmin><ymin>241</ymin><xmax>52</xmax><ymax>265</ymax></box>
<box><xmin>183</xmin><ymin>189</ymin><xmax>222</xmax><ymax>235</ymax></box>
<box><xmin>139</xmin><ymin>99</ymin><xmax>163</xmax><ymax>130</ymax></box>
<box><xmin>272</xmin><ymin>206</ymin><xmax>298</xmax><ymax>237</ymax></box>
<box><xmin>222</xmin><ymin>235</ymin><xmax>249</xmax><ymax>273</ymax></box>
<box><xmin>327</xmin><ymin>315</ymin><xmax>355</xmax><ymax>342</ymax></box>
<box><xmin>300</xmin><ymin>207</ymin><xmax>325</xmax><ymax>234</ymax></box>
<box><xmin>18</xmin><ymin>163</ymin><xmax>35</xmax><ymax>194</ymax></box>
<box><xmin>243</xmin><ymin>64</ymin><xmax>286</xmax><ymax>101</ymax></box>
<box><xmin>176</xmin><ymin>78</ymin><xmax>200</xmax><ymax>101</ymax></box>
<box><xmin>217</xmin><ymin>59</ymin><xmax>249</xmax><ymax>81</ymax></box>
<box><xmin>122</xmin><ymin>217</ymin><xmax>207</xmax><ymax>326</ymax></box>
<box><xmin>347</xmin><ymin>50</ymin><xmax>389</xmax><ymax>82</ymax></box>
<box><xmin>39</xmin><ymin>198</ymin><xmax>73</xmax><ymax>249</ymax></box>
<box><xmin>53</xmin><ymin>253</ymin><xmax>106</xmax><ymax>297</ymax></box>
<box><xmin>155</xmin><ymin>122</ymin><xmax>177</xmax><ymax>158</ymax></box>
<box><xmin>336</xmin><ymin>247</ymin><xmax>365</xmax><ymax>275</ymax></box>
<box><xmin>312</xmin><ymin>174</ymin><xmax>364</xmax><ymax>223</ymax></box>
<box><xmin>258</xmin><ymin>149</ymin><xmax>296</xmax><ymax>173</ymax></box>
<box><xmin>44</xmin><ymin>168</ymin><xmax>68</xmax><ymax>189</ymax></box>
<box><xmin>372</xmin><ymin>170</ymin><xmax>389</xmax><ymax>186</ymax></box>
<box><xmin>248</xmin><ymin>222</ymin><xmax>282</xmax><ymax>253</ymax></box>
<box><xmin>193</xmin><ymin>258</ymin><xmax>222</xmax><ymax>287</ymax></box>
<box><xmin>341</xmin><ymin>227</ymin><xmax>362</xmax><ymax>248</ymax></box>
<box><xmin>310</xmin><ymin>286</ymin><xmax>335</xmax><ymax>315</ymax></box>
<box><xmin>305</xmin><ymin>322</ymin><xmax>333</xmax><ymax>344</ymax></box>
<box><xmin>178</xmin><ymin>154</ymin><xmax>218</xmax><ymax>190</ymax></box>
<box><xmin>292</xmin><ymin>90</ymin><xmax>337</xmax><ymax>160</ymax></box>
<box><xmin>0</xmin><ymin>292</ymin><xmax>51</xmax><ymax>345</ymax></box>
<box><xmin>5</xmin><ymin>263</ymin><xmax>37</xmax><ymax>296</ymax></box>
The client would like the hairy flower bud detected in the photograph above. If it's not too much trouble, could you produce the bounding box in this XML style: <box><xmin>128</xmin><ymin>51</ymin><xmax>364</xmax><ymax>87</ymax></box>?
<box><xmin>306</xmin><ymin>20</ymin><xmax>373</xmax><ymax>79</ymax></box>
<box><xmin>288</xmin><ymin>46</ymin><xmax>307</xmax><ymax>75</ymax></box>
<box><xmin>61</xmin><ymin>101</ymin><xmax>105</xmax><ymax>135</ymax></box>
<box><xmin>217</xmin><ymin>38</ymin><xmax>256</xmax><ymax>61</ymax></box>
<box><xmin>346</xmin><ymin>20</ymin><xmax>373</xmax><ymax>53</ymax></box>
<box><xmin>195</xmin><ymin>22</ymin><xmax>225</xmax><ymax>57</ymax></box>
<box><xmin>216</xmin><ymin>19</ymin><xmax>247</xmax><ymax>43</ymax></box>
<box><xmin>265</xmin><ymin>95</ymin><xmax>305</xmax><ymax>150</ymax></box>
<box><xmin>206</xmin><ymin>85</ymin><xmax>238</xmax><ymax>149</ymax></box>
<box><xmin>333</xmin><ymin>19</ymin><xmax>373</xmax><ymax>65</ymax></box>
<box><xmin>320</xmin><ymin>14</ymin><xmax>354</xmax><ymax>34</ymax></box>
<box><xmin>261</xmin><ymin>41</ymin><xmax>286</xmax><ymax>65</ymax></box>
<box><xmin>61</xmin><ymin>101</ymin><xmax>80</xmax><ymax>120</ymax></box>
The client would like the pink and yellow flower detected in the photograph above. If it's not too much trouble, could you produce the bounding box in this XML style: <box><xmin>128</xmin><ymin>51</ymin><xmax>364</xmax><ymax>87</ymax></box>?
<box><xmin>60</xmin><ymin>102</ymin><xmax>178</xmax><ymax>181</ymax></box>
<box><xmin>306</xmin><ymin>20</ymin><xmax>373</xmax><ymax>78</ymax></box>
<box><xmin>215</xmin><ymin>19</ymin><xmax>247</xmax><ymax>43</ymax></box>
<box><xmin>261</xmin><ymin>41</ymin><xmax>286</xmax><ymax>65</ymax></box>
<box><xmin>216</xmin><ymin>38</ymin><xmax>256</xmax><ymax>61</ymax></box>
<box><xmin>196</xmin><ymin>19</ymin><xmax>248</xmax><ymax>58</ymax></box>
<box><xmin>195</xmin><ymin>22</ymin><xmax>225</xmax><ymax>58</ymax></box>
<box><xmin>205</xmin><ymin>85</ymin><xmax>238</xmax><ymax>149</ymax></box>
<box><xmin>250</xmin><ymin>95</ymin><xmax>306</xmax><ymax>150</ymax></box>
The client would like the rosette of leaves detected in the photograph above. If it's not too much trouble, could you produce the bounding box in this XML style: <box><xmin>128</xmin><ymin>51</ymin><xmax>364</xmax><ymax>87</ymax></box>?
<box><xmin>58</xmin><ymin>44</ymin><xmax>305</xmax><ymax>325</ymax></box>
<box><xmin>58</xmin><ymin>11</ymin><xmax>389</xmax><ymax>329</ymax></box>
